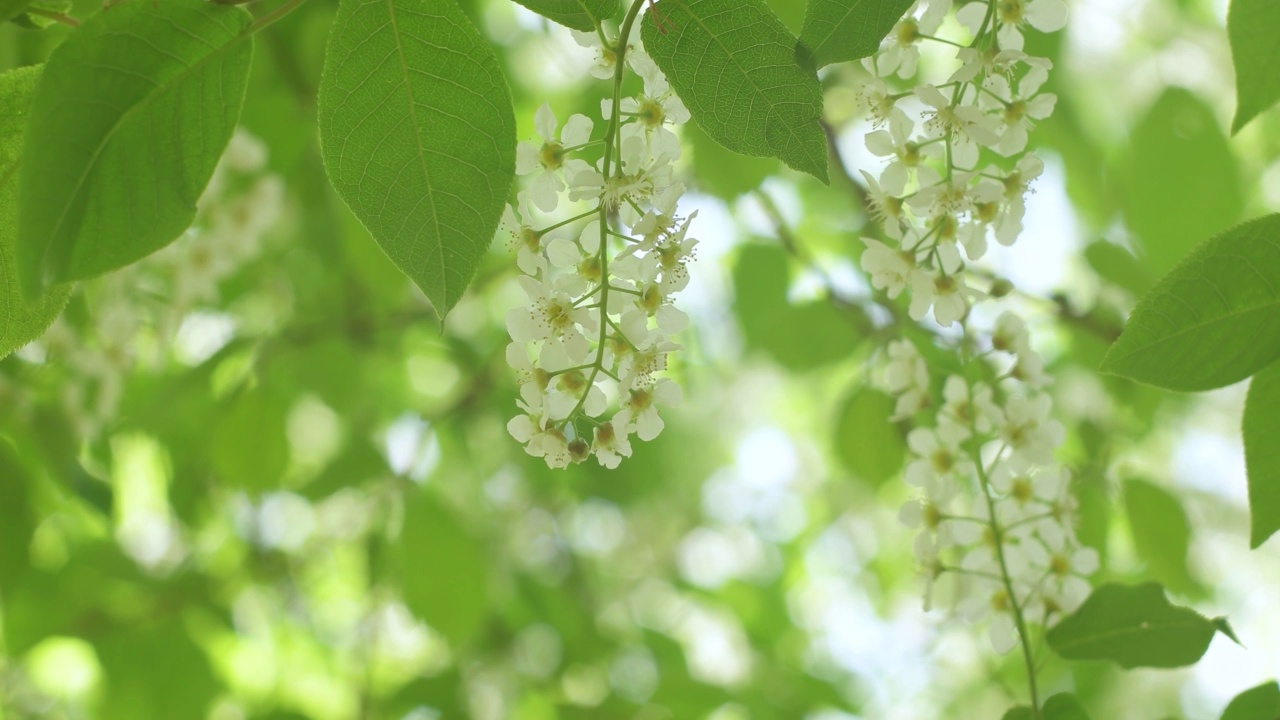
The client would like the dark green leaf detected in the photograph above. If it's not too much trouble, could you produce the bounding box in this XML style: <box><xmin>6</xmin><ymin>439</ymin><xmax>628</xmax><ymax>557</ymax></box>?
<box><xmin>393</xmin><ymin>490</ymin><xmax>489</xmax><ymax>646</ymax></box>
<box><xmin>1245</xmin><ymin>360</ymin><xmax>1280</xmax><ymax>548</ymax></box>
<box><xmin>1120</xmin><ymin>88</ymin><xmax>1241</xmax><ymax>277</ymax></box>
<box><xmin>1100</xmin><ymin>215</ymin><xmax>1280</xmax><ymax>391</ymax></box>
<box><xmin>1047</xmin><ymin>582</ymin><xmax>1226</xmax><ymax>668</ymax></box>
<box><xmin>16</xmin><ymin>0</ymin><xmax>253</xmax><ymax>295</ymax></box>
<box><xmin>834</xmin><ymin>387</ymin><xmax>905</xmax><ymax>487</ymax></box>
<box><xmin>732</xmin><ymin>244</ymin><xmax>861</xmax><ymax>369</ymax></box>
<box><xmin>1</xmin><ymin>65</ymin><xmax>67</xmax><ymax>359</ymax></box>
<box><xmin>1002</xmin><ymin>707</ymin><xmax>1032</xmax><ymax>720</ymax></box>
<box><xmin>1123</xmin><ymin>478</ymin><xmax>1196</xmax><ymax>594</ymax></box>
<box><xmin>642</xmin><ymin>0</ymin><xmax>829</xmax><ymax>182</ymax></box>
<box><xmin>1229</xmin><ymin>0</ymin><xmax>1280</xmax><ymax>133</ymax></box>
<box><xmin>509</xmin><ymin>0</ymin><xmax>618</xmax><ymax>31</ymax></box>
<box><xmin>798</xmin><ymin>0</ymin><xmax>915</xmax><ymax>69</ymax></box>
<box><xmin>1043</xmin><ymin>693</ymin><xmax>1092</xmax><ymax>720</ymax></box>
<box><xmin>1220</xmin><ymin>681</ymin><xmax>1280</xmax><ymax>720</ymax></box>
<box><xmin>0</xmin><ymin>0</ymin><xmax>30</xmax><ymax>22</ymax></box>
<box><xmin>318</xmin><ymin>0</ymin><xmax>516</xmax><ymax>317</ymax></box>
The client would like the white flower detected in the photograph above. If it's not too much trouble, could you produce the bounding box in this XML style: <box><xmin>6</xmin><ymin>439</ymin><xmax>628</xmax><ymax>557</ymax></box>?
<box><xmin>614</xmin><ymin>378</ymin><xmax>681</xmax><ymax>441</ymax></box>
<box><xmin>865</xmin><ymin>112</ymin><xmax>942</xmax><ymax>195</ymax></box>
<box><xmin>998</xmin><ymin>393</ymin><xmax>1064</xmax><ymax>464</ymax></box>
<box><xmin>516</xmin><ymin>104</ymin><xmax>594</xmax><ymax>212</ymax></box>
<box><xmin>904</xmin><ymin>425</ymin><xmax>973</xmax><ymax>497</ymax></box>
<box><xmin>876</xmin><ymin>0</ymin><xmax>950</xmax><ymax>78</ymax></box>
<box><xmin>592</xmin><ymin>421</ymin><xmax>633</xmax><ymax>468</ymax></box>
<box><xmin>860</xmin><ymin>238</ymin><xmax>919</xmax><ymax>299</ymax></box>
<box><xmin>909</xmin><ymin>269</ymin><xmax>977</xmax><ymax>327</ymax></box>
<box><xmin>884</xmin><ymin>339</ymin><xmax>930</xmax><ymax>419</ymax></box>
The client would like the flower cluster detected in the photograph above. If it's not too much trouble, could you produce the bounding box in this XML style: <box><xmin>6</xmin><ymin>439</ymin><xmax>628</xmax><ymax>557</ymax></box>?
<box><xmin>505</xmin><ymin>26</ymin><xmax>695</xmax><ymax>469</ymax></box>
<box><xmin>857</xmin><ymin>0</ymin><xmax>1063</xmax><ymax>328</ymax></box>
<box><xmin>856</xmin><ymin>0</ymin><xmax>1089</xmax><ymax>657</ymax></box>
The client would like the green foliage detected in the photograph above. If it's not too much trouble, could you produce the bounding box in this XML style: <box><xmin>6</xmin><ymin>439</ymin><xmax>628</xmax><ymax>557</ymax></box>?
<box><xmin>1047</xmin><ymin>582</ymin><xmax>1228</xmax><ymax>668</ymax></box>
<box><xmin>317</xmin><ymin>0</ymin><xmax>516</xmax><ymax>317</ymax></box>
<box><xmin>686</xmin><ymin>120</ymin><xmax>778</xmax><ymax>199</ymax></box>
<box><xmin>641</xmin><ymin>0</ymin><xmax>829</xmax><ymax>182</ymax></box>
<box><xmin>0</xmin><ymin>0</ymin><xmax>32</xmax><ymax>22</ymax></box>
<box><xmin>1101</xmin><ymin>215</ymin><xmax>1280</xmax><ymax>391</ymax></box>
<box><xmin>1221</xmin><ymin>681</ymin><xmax>1280</xmax><ymax>720</ymax></box>
<box><xmin>509</xmin><ymin>0</ymin><xmax>618</xmax><ymax>31</ymax></box>
<box><xmin>212</xmin><ymin>387</ymin><xmax>289</xmax><ymax>493</ymax></box>
<box><xmin>15</xmin><ymin>0</ymin><xmax>253</xmax><ymax>295</ymax></box>
<box><xmin>1123</xmin><ymin>478</ymin><xmax>1197</xmax><ymax>594</ymax></box>
<box><xmin>1042</xmin><ymin>694</ymin><xmax>1092</xmax><ymax>720</ymax></box>
<box><xmin>797</xmin><ymin>0</ymin><xmax>915</xmax><ymax>69</ymax></box>
<box><xmin>0</xmin><ymin>64</ymin><xmax>67</xmax><ymax>359</ymax></box>
<box><xmin>833</xmin><ymin>387</ymin><xmax>905</xmax><ymax>487</ymax></box>
<box><xmin>731</xmin><ymin>243</ymin><xmax>861</xmax><ymax>369</ymax></box>
<box><xmin>1229</xmin><ymin>0</ymin><xmax>1280</xmax><ymax>133</ymax></box>
<box><xmin>1083</xmin><ymin>240</ymin><xmax>1152</xmax><ymax>296</ymax></box>
<box><xmin>392</xmin><ymin>490</ymin><xmax>490</xmax><ymax>647</ymax></box>
<box><xmin>1120</xmin><ymin>88</ymin><xmax>1242</xmax><ymax>277</ymax></box>
<box><xmin>1245</xmin><ymin>360</ymin><xmax>1280</xmax><ymax>548</ymax></box>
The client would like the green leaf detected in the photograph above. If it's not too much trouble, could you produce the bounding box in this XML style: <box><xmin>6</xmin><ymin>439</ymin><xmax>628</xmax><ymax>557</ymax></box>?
<box><xmin>16</xmin><ymin>0</ymin><xmax>253</xmax><ymax>295</ymax></box>
<box><xmin>0</xmin><ymin>0</ymin><xmax>33</xmax><ymax>22</ymax></box>
<box><xmin>1229</xmin><ymin>0</ymin><xmax>1280</xmax><ymax>133</ymax></box>
<box><xmin>732</xmin><ymin>244</ymin><xmax>861</xmax><ymax>369</ymax></box>
<box><xmin>1100</xmin><ymin>215</ymin><xmax>1280</xmax><ymax>391</ymax></box>
<box><xmin>1123</xmin><ymin>478</ymin><xmax>1197</xmax><ymax>594</ymax></box>
<box><xmin>834</xmin><ymin>387</ymin><xmax>906</xmax><ymax>487</ymax></box>
<box><xmin>1121</xmin><ymin>88</ymin><xmax>1241</xmax><ymax>277</ymax></box>
<box><xmin>1220</xmin><ymin>681</ymin><xmax>1280</xmax><ymax>720</ymax></box>
<box><xmin>1043</xmin><ymin>694</ymin><xmax>1092</xmax><ymax>720</ymax></box>
<box><xmin>318</xmin><ymin>0</ymin><xmax>516</xmax><ymax>317</ymax></box>
<box><xmin>797</xmin><ymin>0</ymin><xmax>915</xmax><ymax>69</ymax></box>
<box><xmin>508</xmin><ymin>0</ymin><xmax>618</xmax><ymax>31</ymax></box>
<box><xmin>212</xmin><ymin>388</ymin><xmax>289</xmax><ymax>493</ymax></box>
<box><xmin>641</xmin><ymin>0</ymin><xmax>829</xmax><ymax>182</ymax></box>
<box><xmin>1046</xmin><ymin>582</ymin><xmax>1226</xmax><ymax>668</ymax></box>
<box><xmin>1245</xmin><ymin>360</ymin><xmax>1280</xmax><ymax>548</ymax></box>
<box><xmin>1084</xmin><ymin>240</ymin><xmax>1152</xmax><ymax>296</ymax></box>
<box><xmin>686</xmin><ymin>121</ymin><xmax>778</xmax><ymax>200</ymax></box>
<box><xmin>1002</xmin><ymin>707</ymin><xmax>1032</xmax><ymax>720</ymax></box>
<box><xmin>1</xmin><ymin>65</ymin><xmax>68</xmax><ymax>359</ymax></box>
<box><xmin>393</xmin><ymin>490</ymin><xmax>489</xmax><ymax>646</ymax></box>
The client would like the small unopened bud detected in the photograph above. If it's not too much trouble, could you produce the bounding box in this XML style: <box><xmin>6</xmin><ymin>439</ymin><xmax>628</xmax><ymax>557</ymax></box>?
<box><xmin>568</xmin><ymin>438</ymin><xmax>590</xmax><ymax>463</ymax></box>
<box><xmin>989</xmin><ymin>278</ymin><xmax>1014</xmax><ymax>298</ymax></box>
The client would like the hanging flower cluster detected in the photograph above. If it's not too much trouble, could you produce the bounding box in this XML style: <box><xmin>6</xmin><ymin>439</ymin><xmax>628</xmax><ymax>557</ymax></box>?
<box><xmin>857</xmin><ymin>0</ymin><xmax>1092</xmax><ymax>656</ymax></box>
<box><xmin>505</xmin><ymin>25</ymin><xmax>695</xmax><ymax>469</ymax></box>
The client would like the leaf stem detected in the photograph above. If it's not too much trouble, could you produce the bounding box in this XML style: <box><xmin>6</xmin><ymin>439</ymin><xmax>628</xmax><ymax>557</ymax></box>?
<box><xmin>26</xmin><ymin>7</ymin><xmax>79</xmax><ymax>27</ymax></box>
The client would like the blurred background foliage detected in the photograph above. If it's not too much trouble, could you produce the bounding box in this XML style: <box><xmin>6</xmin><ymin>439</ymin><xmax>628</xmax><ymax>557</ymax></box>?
<box><xmin>1</xmin><ymin>0</ymin><xmax>1279</xmax><ymax>718</ymax></box>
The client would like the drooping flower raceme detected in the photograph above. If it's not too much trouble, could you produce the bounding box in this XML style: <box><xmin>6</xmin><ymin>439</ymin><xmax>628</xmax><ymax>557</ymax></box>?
<box><xmin>505</xmin><ymin>19</ymin><xmax>694</xmax><ymax>470</ymax></box>
<box><xmin>857</xmin><ymin>0</ymin><xmax>1089</xmax><ymax>684</ymax></box>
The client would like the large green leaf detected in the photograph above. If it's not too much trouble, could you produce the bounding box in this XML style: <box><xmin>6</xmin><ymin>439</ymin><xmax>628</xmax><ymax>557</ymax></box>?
<box><xmin>318</xmin><ymin>0</ymin><xmax>516</xmax><ymax>317</ymax></box>
<box><xmin>393</xmin><ymin>490</ymin><xmax>489</xmax><ymax>647</ymax></box>
<box><xmin>1042</xmin><ymin>694</ymin><xmax>1092</xmax><ymax>720</ymax></box>
<box><xmin>641</xmin><ymin>0</ymin><xmax>829</xmax><ymax>182</ymax></box>
<box><xmin>798</xmin><ymin>0</ymin><xmax>915</xmax><ymax>69</ymax></box>
<box><xmin>16</xmin><ymin>0</ymin><xmax>253</xmax><ymax>295</ymax></box>
<box><xmin>1245</xmin><ymin>361</ymin><xmax>1280</xmax><ymax>548</ymax></box>
<box><xmin>509</xmin><ymin>0</ymin><xmax>618</xmax><ymax>31</ymax></box>
<box><xmin>1</xmin><ymin>65</ymin><xmax>67</xmax><ymax>359</ymax></box>
<box><xmin>1123</xmin><ymin>478</ymin><xmax>1196</xmax><ymax>594</ymax></box>
<box><xmin>212</xmin><ymin>388</ymin><xmax>289</xmax><ymax>493</ymax></box>
<box><xmin>1100</xmin><ymin>215</ymin><xmax>1280</xmax><ymax>391</ymax></box>
<box><xmin>1121</xmin><ymin>88</ymin><xmax>1241</xmax><ymax>277</ymax></box>
<box><xmin>1221</xmin><ymin>681</ymin><xmax>1280</xmax><ymax>720</ymax></box>
<box><xmin>686</xmin><ymin>121</ymin><xmax>778</xmax><ymax>199</ymax></box>
<box><xmin>834</xmin><ymin>387</ymin><xmax>906</xmax><ymax>487</ymax></box>
<box><xmin>1046</xmin><ymin>582</ymin><xmax>1227</xmax><ymax>668</ymax></box>
<box><xmin>732</xmin><ymin>244</ymin><xmax>861</xmax><ymax>369</ymax></box>
<box><xmin>0</xmin><ymin>0</ymin><xmax>32</xmax><ymax>22</ymax></box>
<box><xmin>1229</xmin><ymin>0</ymin><xmax>1280</xmax><ymax>133</ymax></box>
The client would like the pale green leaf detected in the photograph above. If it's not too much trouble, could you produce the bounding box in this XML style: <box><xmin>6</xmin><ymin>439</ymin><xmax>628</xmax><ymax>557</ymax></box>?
<box><xmin>212</xmin><ymin>388</ymin><xmax>288</xmax><ymax>493</ymax></box>
<box><xmin>1229</xmin><ymin>0</ymin><xmax>1280</xmax><ymax>133</ymax></box>
<box><xmin>1</xmin><ymin>65</ymin><xmax>68</xmax><ymax>359</ymax></box>
<box><xmin>509</xmin><ymin>0</ymin><xmax>618</xmax><ymax>31</ymax></box>
<box><xmin>16</xmin><ymin>0</ymin><xmax>253</xmax><ymax>296</ymax></box>
<box><xmin>318</xmin><ymin>0</ymin><xmax>516</xmax><ymax>316</ymax></box>
<box><xmin>687</xmin><ymin>120</ymin><xmax>777</xmax><ymax>199</ymax></box>
<box><xmin>1220</xmin><ymin>681</ymin><xmax>1280</xmax><ymax>720</ymax></box>
<box><xmin>1084</xmin><ymin>240</ymin><xmax>1152</xmax><ymax>296</ymax></box>
<box><xmin>1245</xmin><ymin>361</ymin><xmax>1280</xmax><ymax>548</ymax></box>
<box><xmin>1123</xmin><ymin>478</ymin><xmax>1197</xmax><ymax>594</ymax></box>
<box><xmin>732</xmin><ymin>244</ymin><xmax>861</xmax><ymax>369</ymax></box>
<box><xmin>1121</xmin><ymin>88</ymin><xmax>1242</xmax><ymax>277</ymax></box>
<box><xmin>834</xmin><ymin>388</ymin><xmax>906</xmax><ymax>487</ymax></box>
<box><xmin>1100</xmin><ymin>215</ymin><xmax>1280</xmax><ymax>391</ymax></box>
<box><xmin>798</xmin><ymin>0</ymin><xmax>914</xmax><ymax>69</ymax></box>
<box><xmin>642</xmin><ymin>0</ymin><xmax>829</xmax><ymax>182</ymax></box>
<box><xmin>393</xmin><ymin>491</ymin><xmax>489</xmax><ymax>646</ymax></box>
<box><xmin>1047</xmin><ymin>582</ymin><xmax>1225</xmax><ymax>668</ymax></box>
